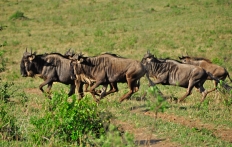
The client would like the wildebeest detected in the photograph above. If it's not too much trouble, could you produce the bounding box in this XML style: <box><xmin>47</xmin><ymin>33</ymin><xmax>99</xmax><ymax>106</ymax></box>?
<box><xmin>64</xmin><ymin>48</ymin><xmax>75</xmax><ymax>59</ymax></box>
<box><xmin>20</xmin><ymin>49</ymin><xmax>76</xmax><ymax>97</ymax></box>
<box><xmin>70</xmin><ymin>53</ymin><xmax>146</xmax><ymax>102</ymax></box>
<box><xmin>63</xmin><ymin>49</ymin><xmax>95</xmax><ymax>93</ymax></box>
<box><xmin>141</xmin><ymin>51</ymin><xmax>209</xmax><ymax>103</ymax></box>
<box><xmin>179</xmin><ymin>55</ymin><xmax>232</xmax><ymax>92</ymax></box>
<box><xmin>64</xmin><ymin>49</ymin><xmax>116</xmax><ymax>95</ymax></box>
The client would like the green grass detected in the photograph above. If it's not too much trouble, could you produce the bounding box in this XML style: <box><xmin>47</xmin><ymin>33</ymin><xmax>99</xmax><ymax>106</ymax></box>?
<box><xmin>0</xmin><ymin>0</ymin><xmax>232</xmax><ymax>146</ymax></box>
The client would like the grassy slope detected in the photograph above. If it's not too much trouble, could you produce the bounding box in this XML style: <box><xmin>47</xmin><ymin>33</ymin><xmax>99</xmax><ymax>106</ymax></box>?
<box><xmin>0</xmin><ymin>0</ymin><xmax>232</xmax><ymax>146</ymax></box>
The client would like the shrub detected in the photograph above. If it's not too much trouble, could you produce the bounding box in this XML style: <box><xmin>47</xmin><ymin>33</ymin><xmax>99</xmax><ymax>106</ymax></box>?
<box><xmin>0</xmin><ymin>103</ymin><xmax>21</xmax><ymax>141</ymax></box>
<box><xmin>0</xmin><ymin>79</ymin><xmax>13</xmax><ymax>102</ymax></box>
<box><xmin>146</xmin><ymin>86</ymin><xmax>169</xmax><ymax>116</ymax></box>
<box><xmin>29</xmin><ymin>91</ymin><xmax>111</xmax><ymax>145</ymax></box>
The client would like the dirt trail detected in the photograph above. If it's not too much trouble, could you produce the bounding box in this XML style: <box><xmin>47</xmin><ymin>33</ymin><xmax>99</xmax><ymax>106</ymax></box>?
<box><xmin>112</xmin><ymin>120</ymin><xmax>179</xmax><ymax>147</ymax></box>
<box><xmin>143</xmin><ymin>111</ymin><xmax>232</xmax><ymax>143</ymax></box>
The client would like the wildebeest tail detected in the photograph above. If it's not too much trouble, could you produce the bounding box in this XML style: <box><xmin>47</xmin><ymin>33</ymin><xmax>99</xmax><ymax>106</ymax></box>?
<box><xmin>207</xmin><ymin>72</ymin><xmax>232</xmax><ymax>91</ymax></box>
<box><xmin>227</xmin><ymin>72</ymin><xmax>232</xmax><ymax>83</ymax></box>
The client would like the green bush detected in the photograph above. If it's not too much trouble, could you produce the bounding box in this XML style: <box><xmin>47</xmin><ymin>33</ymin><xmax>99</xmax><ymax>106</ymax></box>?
<box><xmin>29</xmin><ymin>91</ymin><xmax>110</xmax><ymax>145</ymax></box>
<box><xmin>0</xmin><ymin>103</ymin><xmax>21</xmax><ymax>141</ymax></box>
<box><xmin>146</xmin><ymin>86</ymin><xmax>169</xmax><ymax>114</ymax></box>
<box><xmin>0</xmin><ymin>79</ymin><xmax>13</xmax><ymax>102</ymax></box>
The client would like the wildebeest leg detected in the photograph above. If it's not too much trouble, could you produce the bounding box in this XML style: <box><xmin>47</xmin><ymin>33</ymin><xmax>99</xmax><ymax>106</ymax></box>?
<box><xmin>78</xmin><ymin>82</ymin><xmax>85</xmax><ymax>99</ymax></box>
<box><xmin>46</xmin><ymin>82</ymin><xmax>53</xmax><ymax>94</ymax></box>
<box><xmin>178</xmin><ymin>82</ymin><xmax>194</xmax><ymax>103</ymax></box>
<box><xmin>44</xmin><ymin>82</ymin><xmax>53</xmax><ymax>99</ymax></box>
<box><xmin>68</xmin><ymin>84</ymin><xmax>76</xmax><ymax>96</ymax></box>
<box><xmin>199</xmin><ymin>86</ymin><xmax>208</xmax><ymax>103</ymax></box>
<box><xmin>105</xmin><ymin>82</ymin><xmax>119</xmax><ymax>96</ymax></box>
<box><xmin>88</xmin><ymin>81</ymin><xmax>103</xmax><ymax>102</ymax></box>
<box><xmin>84</xmin><ymin>83</ymin><xmax>101</xmax><ymax>96</ymax></box>
<box><xmin>99</xmin><ymin>84</ymin><xmax>108</xmax><ymax>99</ymax></box>
<box><xmin>146</xmin><ymin>73</ymin><xmax>155</xmax><ymax>86</ymax></box>
<box><xmin>133</xmin><ymin>79</ymin><xmax>140</xmax><ymax>92</ymax></box>
<box><xmin>119</xmin><ymin>78</ymin><xmax>136</xmax><ymax>102</ymax></box>
<box><xmin>74</xmin><ymin>79</ymin><xmax>85</xmax><ymax>99</ymax></box>
<box><xmin>207</xmin><ymin>80</ymin><xmax>218</xmax><ymax>93</ymax></box>
<box><xmin>39</xmin><ymin>79</ymin><xmax>54</xmax><ymax>96</ymax></box>
<box><xmin>84</xmin><ymin>83</ymin><xmax>89</xmax><ymax>92</ymax></box>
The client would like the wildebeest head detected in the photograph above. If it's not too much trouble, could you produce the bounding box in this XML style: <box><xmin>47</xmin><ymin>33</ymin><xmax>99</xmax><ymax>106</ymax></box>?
<box><xmin>179</xmin><ymin>55</ymin><xmax>213</xmax><ymax>64</ymax></box>
<box><xmin>20</xmin><ymin>48</ymin><xmax>37</xmax><ymax>77</ymax></box>
<box><xmin>69</xmin><ymin>52</ymin><xmax>86</xmax><ymax>80</ymax></box>
<box><xmin>141</xmin><ymin>50</ymin><xmax>158</xmax><ymax>65</ymax></box>
<box><xmin>64</xmin><ymin>48</ymin><xmax>75</xmax><ymax>59</ymax></box>
<box><xmin>178</xmin><ymin>55</ymin><xmax>191</xmax><ymax>64</ymax></box>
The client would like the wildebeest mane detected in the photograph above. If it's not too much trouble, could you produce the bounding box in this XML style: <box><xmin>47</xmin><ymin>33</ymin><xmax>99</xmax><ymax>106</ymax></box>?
<box><xmin>100</xmin><ymin>52</ymin><xmax>125</xmax><ymax>58</ymax></box>
<box><xmin>46</xmin><ymin>52</ymin><xmax>68</xmax><ymax>58</ymax></box>
<box><xmin>145</xmin><ymin>58</ymin><xmax>173</xmax><ymax>75</ymax></box>
<box><xmin>189</xmin><ymin>56</ymin><xmax>212</xmax><ymax>63</ymax></box>
<box><xmin>158</xmin><ymin>57</ymin><xmax>182</xmax><ymax>64</ymax></box>
<box><xmin>79</xmin><ymin>52</ymin><xmax>126</xmax><ymax>66</ymax></box>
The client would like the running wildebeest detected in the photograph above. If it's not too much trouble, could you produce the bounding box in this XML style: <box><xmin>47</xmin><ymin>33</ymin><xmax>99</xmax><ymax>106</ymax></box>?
<box><xmin>21</xmin><ymin>49</ymin><xmax>102</xmax><ymax>98</ymax></box>
<box><xmin>70</xmin><ymin>53</ymin><xmax>146</xmax><ymax>102</ymax></box>
<box><xmin>179</xmin><ymin>55</ymin><xmax>232</xmax><ymax>92</ymax></box>
<box><xmin>141</xmin><ymin>51</ymin><xmax>209</xmax><ymax>103</ymax></box>
<box><xmin>63</xmin><ymin>49</ymin><xmax>95</xmax><ymax>93</ymax></box>
<box><xmin>20</xmin><ymin>49</ymin><xmax>76</xmax><ymax>97</ymax></box>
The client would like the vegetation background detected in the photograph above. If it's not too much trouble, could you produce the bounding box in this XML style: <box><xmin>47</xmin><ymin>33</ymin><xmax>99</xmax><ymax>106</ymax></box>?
<box><xmin>0</xmin><ymin>0</ymin><xmax>232</xmax><ymax>146</ymax></box>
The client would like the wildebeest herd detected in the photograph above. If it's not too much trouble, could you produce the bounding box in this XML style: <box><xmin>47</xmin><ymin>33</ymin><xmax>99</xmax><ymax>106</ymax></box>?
<box><xmin>20</xmin><ymin>49</ymin><xmax>232</xmax><ymax>104</ymax></box>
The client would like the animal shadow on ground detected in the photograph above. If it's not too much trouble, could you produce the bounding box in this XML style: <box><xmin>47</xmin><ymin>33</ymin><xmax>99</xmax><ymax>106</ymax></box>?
<box><xmin>135</xmin><ymin>138</ymin><xmax>166</xmax><ymax>146</ymax></box>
